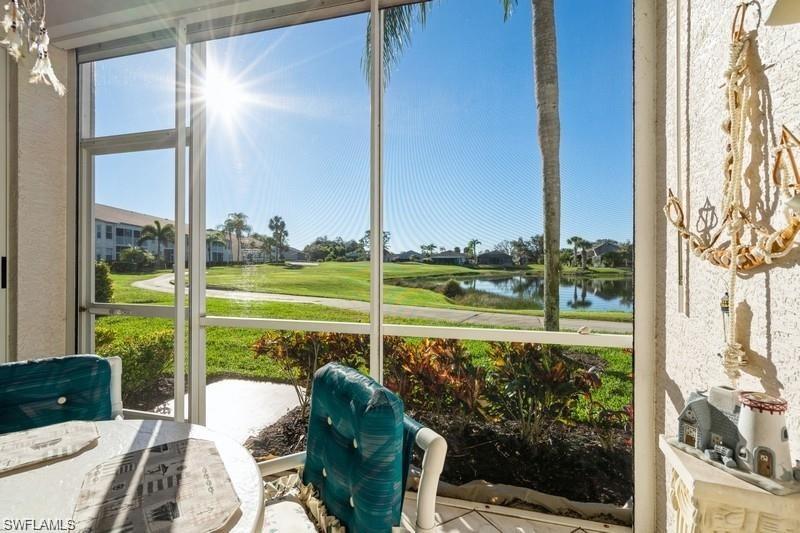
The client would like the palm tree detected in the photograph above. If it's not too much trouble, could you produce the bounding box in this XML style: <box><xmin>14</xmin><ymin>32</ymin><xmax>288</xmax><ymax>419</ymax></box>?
<box><xmin>216</xmin><ymin>223</ymin><xmax>233</xmax><ymax>263</ymax></box>
<box><xmin>224</xmin><ymin>213</ymin><xmax>251</xmax><ymax>263</ymax></box>
<box><xmin>466</xmin><ymin>239</ymin><xmax>482</xmax><ymax>264</ymax></box>
<box><xmin>567</xmin><ymin>236</ymin><xmax>583</xmax><ymax>266</ymax></box>
<box><xmin>263</xmin><ymin>236</ymin><xmax>278</xmax><ymax>262</ymax></box>
<box><xmin>205</xmin><ymin>229</ymin><xmax>226</xmax><ymax>264</ymax></box>
<box><xmin>138</xmin><ymin>220</ymin><xmax>175</xmax><ymax>263</ymax></box>
<box><xmin>420</xmin><ymin>243</ymin><xmax>437</xmax><ymax>257</ymax></box>
<box><xmin>366</xmin><ymin>0</ymin><xmax>561</xmax><ymax>331</ymax></box>
<box><xmin>269</xmin><ymin>215</ymin><xmax>289</xmax><ymax>261</ymax></box>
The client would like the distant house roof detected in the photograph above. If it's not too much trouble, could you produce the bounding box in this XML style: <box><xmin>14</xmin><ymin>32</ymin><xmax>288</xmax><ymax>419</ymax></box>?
<box><xmin>478</xmin><ymin>250</ymin><xmax>512</xmax><ymax>259</ymax></box>
<box><xmin>431</xmin><ymin>251</ymin><xmax>468</xmax><ymax>259</ymax></box>
<box><xmin>394</xmin><ymin>250</ymin><xmax>422</xmax><ymax>260</ymax></box>
<box><xmin>95</xmin><ymin>204</ymin><xmax>173</xmax><ymax>229</ymax></box>
<box><xmin>591</xmin><ymin>241</ymin><xmax>621</xmax><ymax>257</ymax></box>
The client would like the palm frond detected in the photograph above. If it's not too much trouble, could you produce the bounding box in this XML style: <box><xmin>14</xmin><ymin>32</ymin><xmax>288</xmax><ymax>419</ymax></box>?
<box><xmin>500</xmin><ymin>0</ymin><xmax>518</xmax><ymax>21</ymax></box>
<box><xmin>363</xmin><ymin>2</ymin><xmax>431</xmax><ymax>85</ymax></box>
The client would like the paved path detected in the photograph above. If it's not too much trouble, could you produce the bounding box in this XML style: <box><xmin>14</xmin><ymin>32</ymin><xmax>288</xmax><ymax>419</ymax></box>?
<box><xmin>134</xmin><ymin>273</ymin><xmax>633</xmax><ymax>334</ymax></box>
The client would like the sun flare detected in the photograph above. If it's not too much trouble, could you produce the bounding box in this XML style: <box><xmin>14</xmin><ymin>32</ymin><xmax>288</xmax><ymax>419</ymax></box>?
<box><xmin>202</xmin><ymin>64</ymin><xmax>249</xmax><ymax>121</ymax></box>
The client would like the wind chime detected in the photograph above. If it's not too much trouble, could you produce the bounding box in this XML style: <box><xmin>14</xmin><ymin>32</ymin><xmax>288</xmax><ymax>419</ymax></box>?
<box><xmin>664</xmin><ymin>2</ymin><xmax>800</xmax><ymax>382</ymax></box>
<box><xmin>0</xmin><ymin>0</ymin><xmax>63</xmax><ymax>95</ymax></box>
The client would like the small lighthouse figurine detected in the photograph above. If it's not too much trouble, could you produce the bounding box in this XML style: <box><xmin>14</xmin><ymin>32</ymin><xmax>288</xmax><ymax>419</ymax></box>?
<box><xmin>737</xmin><ymin>392</ymin><xmax>797</xmax><ymax>482</ymax></box>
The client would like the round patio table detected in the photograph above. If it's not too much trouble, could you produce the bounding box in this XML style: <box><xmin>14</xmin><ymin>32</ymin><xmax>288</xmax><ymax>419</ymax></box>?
<box><xmin>0</xmin><ymin>419</ymin><xmax>265</xmax><ymax>533</ymax></box>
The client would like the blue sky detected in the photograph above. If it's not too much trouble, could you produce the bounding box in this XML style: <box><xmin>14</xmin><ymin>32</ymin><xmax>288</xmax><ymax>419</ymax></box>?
<box><xmin>93</xmin><ymin>0</ymin><xmax>632</xmax><ymax>252</ymax></box>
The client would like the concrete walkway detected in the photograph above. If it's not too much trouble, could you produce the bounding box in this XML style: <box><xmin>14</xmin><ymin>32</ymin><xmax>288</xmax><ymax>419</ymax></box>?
<box><xmin>134</xmin><ymin>273</ymin><xmax>633</xmax><ymax>334</ymax></box>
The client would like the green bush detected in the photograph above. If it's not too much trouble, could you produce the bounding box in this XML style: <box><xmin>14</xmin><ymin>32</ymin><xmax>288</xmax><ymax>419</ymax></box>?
<box><xmin>113</xmin><ymin>247</ymin><xmax>156</xmax><ymax>273</ymax></box>
<box><xmin>487</xmin><ymin>343</ymin><xmax>600</xmax><ymax>445</ymax></box>
<box><xmin>384</xmin><ymin>337</ymin><xmax>489</xmax><ymax>417</ymax></box>
<box><xmin>95</xmin><ymin>261</ymin><xmax>114</xmax><ymax>302</ymax></box>
<box><xmin>96</xmin><ymin>325</ymin><xmax>173</xmax><ymax>402</ymax></box>
<box><xmin>440</xmin><ymin>279</ymin><xmax>464</xmax><ymax>299</ymax></box>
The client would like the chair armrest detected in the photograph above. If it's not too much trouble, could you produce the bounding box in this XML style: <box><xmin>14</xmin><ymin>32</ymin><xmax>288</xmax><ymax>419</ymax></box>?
<box><xmin>106</xmin><ymin>356</ymin><xmax>123</xmax><ymax>419</ymax></box>
<box><xmin>258</xmin><ymin>451</ymin><xmax>307</xmax><ymax>478</ymax></box>
<box><xmin>412</xmin><ymin>427</ymin><xmax>447</xmax><ymax>532</ymax></box>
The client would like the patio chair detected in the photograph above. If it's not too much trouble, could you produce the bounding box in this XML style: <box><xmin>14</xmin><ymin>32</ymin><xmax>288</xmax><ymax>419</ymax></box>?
<box><xmin>259</xmin><ymin>363</ymin><xmax>447</xmax><ymax>533</ymax></box>
<box><xmin>0</xmin><ymin>354</ymin><xmax>122</xmax><ymax>434</ymax></box>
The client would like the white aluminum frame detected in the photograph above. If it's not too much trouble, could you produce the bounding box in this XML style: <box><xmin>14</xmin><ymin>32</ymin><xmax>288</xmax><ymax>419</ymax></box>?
<box><xmin>368</xmin><ymin>0</ymin><xmax>384</xmax><ymax>382</ymax></box>
<box><xmin>633</xmin><ymin>0</ymin><xmax>657</xmax><ymax>530</ymax></box>
<box><xmin>173</xmin><ymin>18</ymin><xmax>188</xmax><ymax>423</ymax></box>
<box><xmin>76</xmin><ymin>0</ymin><xmax>651</xmax><ymax>527</ymax></box>
<box><xmin>189</xmin><ymin>41</ymin><xmax>208</xmax><ymax>425</ymax></box>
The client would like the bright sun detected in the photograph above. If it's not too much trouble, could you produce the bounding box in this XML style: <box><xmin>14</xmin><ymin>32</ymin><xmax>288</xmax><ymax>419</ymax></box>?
<box><xmin>202</xmin><ymin>65</ymin><xmax>248</xmax><ymax>121</ymax></box>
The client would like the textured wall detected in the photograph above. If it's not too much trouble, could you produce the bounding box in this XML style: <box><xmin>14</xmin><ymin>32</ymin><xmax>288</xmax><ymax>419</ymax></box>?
<box><xmin>657</xmin><ymin>0</ymin><xmax>800</xmax><ymax>530</ymax></box>
<box><xmin>11</xmin><ymin>47</ymin><xmax>69</xmax><ymax>359</ymax></box>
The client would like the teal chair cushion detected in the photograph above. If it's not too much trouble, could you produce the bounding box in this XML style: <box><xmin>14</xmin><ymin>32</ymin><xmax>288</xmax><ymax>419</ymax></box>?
<box><xmin>303</xmin><ymin>363</ymin><xmax>405</xmax><ymax>532</ymax></box>
<box><xmin>0</xmin><ymin>355</ymin><xmax>113</xmax><ymax>434</ymax></box>
<box><xmin>402</xmin><ymin>415</ymin><xmax>423</xmax><ymax>495</ymax></box>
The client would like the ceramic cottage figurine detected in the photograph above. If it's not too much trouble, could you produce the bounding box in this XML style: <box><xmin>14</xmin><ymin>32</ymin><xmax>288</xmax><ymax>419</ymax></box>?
<box><xmin>673</xmin><ymin>386</ymin><xmax>800</xmax><ymax>494</ymax></box>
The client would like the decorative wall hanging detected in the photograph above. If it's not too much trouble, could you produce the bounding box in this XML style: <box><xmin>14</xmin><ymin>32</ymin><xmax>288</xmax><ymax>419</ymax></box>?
<box><xmin>663</xmin><ymin>2</ymin><xmax>800</xmax><ymax>382</ymax></box>
<box><xmin>0</xmin><ymin>0</ymin><xmax>64</xmax><ymax>95</ymax></box>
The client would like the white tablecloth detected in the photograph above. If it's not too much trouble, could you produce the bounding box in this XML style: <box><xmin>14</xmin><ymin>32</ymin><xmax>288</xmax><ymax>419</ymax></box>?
<box><xmin>0</xmin><ymin>420</ymin><xmax>265</xmax><ymax>533</ymax></box>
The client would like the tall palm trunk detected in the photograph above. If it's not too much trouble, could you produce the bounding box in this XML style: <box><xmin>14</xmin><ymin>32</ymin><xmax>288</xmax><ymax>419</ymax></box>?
<box><xmin>533</xmin><ymin>0</ymin><xmax>561</xmax><ymax>331</ymax></box>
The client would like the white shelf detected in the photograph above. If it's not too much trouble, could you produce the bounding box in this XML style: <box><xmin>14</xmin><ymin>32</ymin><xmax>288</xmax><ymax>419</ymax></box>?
<box><xmin>659</xmin><ymin>435</ymin><xmax>800</xmax><ymax>531</ymax></box>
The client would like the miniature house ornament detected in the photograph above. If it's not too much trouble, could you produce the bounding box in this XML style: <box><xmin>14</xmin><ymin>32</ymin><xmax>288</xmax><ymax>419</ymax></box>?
<box><xmin>673</xmin><ymin>386</ymin><xmax>800</xmax><ymax>495</ymax></box>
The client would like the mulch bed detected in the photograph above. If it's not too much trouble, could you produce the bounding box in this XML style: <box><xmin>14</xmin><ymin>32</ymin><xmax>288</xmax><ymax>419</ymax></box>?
<box><xmin>246</xmin><ymin>405</ymin><xmax>632</xmax><ymax>506</ymax></box>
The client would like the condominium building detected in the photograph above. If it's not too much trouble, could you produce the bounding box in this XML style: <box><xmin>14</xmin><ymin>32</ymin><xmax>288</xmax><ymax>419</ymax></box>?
<box><xmin>94</xmin><ymin>204</ymin><xmax>229</xmax><ymax>263</ymax></box>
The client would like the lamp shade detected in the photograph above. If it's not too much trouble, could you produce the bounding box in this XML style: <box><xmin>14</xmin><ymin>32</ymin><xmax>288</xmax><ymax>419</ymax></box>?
<box><xmin>766</xmin><ymin>0</ymin><xmax>800</xmax><ymax>26</ymax></box>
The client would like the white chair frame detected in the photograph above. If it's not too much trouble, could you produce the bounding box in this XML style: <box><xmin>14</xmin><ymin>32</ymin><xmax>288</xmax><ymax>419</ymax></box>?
<box><xmin>259</xmin><ymin>426</ymin><xmax>447</xmax><ymax>532</ymax></box>
<box><xmin>106</xmin><ymin>356</ymin><xmax>123</xmax><ymax>419</ymax></box>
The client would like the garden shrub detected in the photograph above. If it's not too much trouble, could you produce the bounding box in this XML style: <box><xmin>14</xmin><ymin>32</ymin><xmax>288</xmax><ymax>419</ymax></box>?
<box><xmin>252</xmin><ymin>331</ymin><xmax>369</xmax><ymax>416</ymax></box>
<box><xmin>440</xmin><ymin>279</ymin><xmax>464</xmax><ymax>299</ymax></box>
<box><xmin>487</xmin><ymin>342</ymin><xmax>601</xmax><ymax>445</ymax></box>
<box><xmin>251</xmin><ymin>332</ymin><xmax>617</xmax><ymax>446</ymax></box>
<box><xmin>383</xmin><ymin>337</ymin><xmax>488</xmax><ymax>417</ymax></box>
<box><xmin>95</xmin><ymin>261</ymin><xmax>114</xmax><ymax>302</ymax></box>
<box><xmin>95</xmin><ymin>326</ymin><xmax>173</xmax><ymax>402</ymax></box>
<box><xmin>113</xmin><ymin>247</ymin><xmax>156</xmax><ymax>273</ymax></box>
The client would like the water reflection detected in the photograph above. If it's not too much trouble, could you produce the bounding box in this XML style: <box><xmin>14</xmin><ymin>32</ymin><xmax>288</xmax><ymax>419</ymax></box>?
<box><xmin>459</xmin><ymin>275</ymin><xmax>633</xmax><ymax>312</ymax></box>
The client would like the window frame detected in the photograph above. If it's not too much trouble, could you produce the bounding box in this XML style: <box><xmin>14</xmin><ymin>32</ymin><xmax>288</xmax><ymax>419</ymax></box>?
<box><xmin>76</xmin><ymin>1</ymin><xmax>653</xmax><ymax>528</ymax></box>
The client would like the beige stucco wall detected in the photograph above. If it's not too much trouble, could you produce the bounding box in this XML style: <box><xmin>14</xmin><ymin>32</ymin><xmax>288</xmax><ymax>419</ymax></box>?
<box><xmin>657</xmin><ymin>0</ymin><xmax>800</xmax><ymax>530</ymax></box>
<box><xmin>9</xmin><ymin>47</ymin><xmax>70</xmax><ymax>360</ymax></box>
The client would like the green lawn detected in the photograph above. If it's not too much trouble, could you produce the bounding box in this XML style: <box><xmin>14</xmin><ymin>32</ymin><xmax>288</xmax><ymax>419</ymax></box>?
<box><xmin>99</xmin><ymin>271</ymin><xmax>632</xmax><ymax>416</ymax></box>
<box><xmin>200</xmin><ymin>262</ymin><xmax>632</xmax><ymax>322</ymax></box>
<box><xmin>96</xmin><ymin>314</ymin><xmax>632</xmax><ymax>417</ymax></box>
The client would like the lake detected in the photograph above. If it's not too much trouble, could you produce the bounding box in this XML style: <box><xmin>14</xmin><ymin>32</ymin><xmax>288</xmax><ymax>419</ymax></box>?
<box><xmin>458</xmin><ymin>274</ymin><xmax>633</xmax><ymax>313</ymax></box>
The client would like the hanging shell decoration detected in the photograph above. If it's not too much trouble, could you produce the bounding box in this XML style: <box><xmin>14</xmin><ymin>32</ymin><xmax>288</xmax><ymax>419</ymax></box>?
<box><xmin>663</xmin><ymin>2</ymin><xmax>800</xmax><ymax>382</ymax></box>
<box><xmin>0</xmin><ymin>0</ymin><xmax>64</xmax><ymax>95</ymax></box>
<box><xmin>665</xmin><ymin>3</ymin><xmax>800</xmax><ymax>274</ymax></box>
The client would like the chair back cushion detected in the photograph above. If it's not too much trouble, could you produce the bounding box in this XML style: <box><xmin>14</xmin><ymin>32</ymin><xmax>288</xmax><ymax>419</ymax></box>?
<box><xmin>303</xmin><ymin>363</ymin><xmax>405</xmax><ymax>532</ymax></box>
<box><xmin>402</xmin><ymin>415</ymin><xmax>423</xmax><ymax>495</ymax></box>
<box><xmin>0</xmin><ymin>355</ymin><xmax>113</xmax><ymax>434</ymax></box>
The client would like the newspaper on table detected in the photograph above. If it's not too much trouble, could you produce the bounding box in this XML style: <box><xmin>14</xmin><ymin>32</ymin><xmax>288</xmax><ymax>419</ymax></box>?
<box><xmin>72</xmin><ymin>438</ymin><xmax>241</xmax><ymax>533</ymax></box>
<box><xmin>0</xmin><ymin>421</ymin><xmax>99</xmax><ymax>475</ymax></box>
